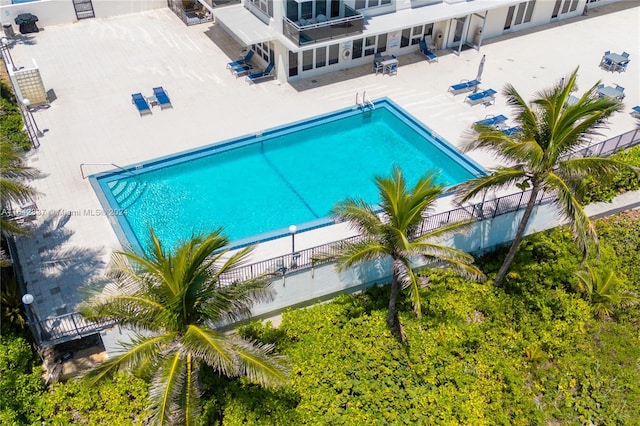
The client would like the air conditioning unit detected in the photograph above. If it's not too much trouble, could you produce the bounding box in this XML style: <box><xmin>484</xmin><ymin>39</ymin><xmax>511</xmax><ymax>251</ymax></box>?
<box><xmin>340</xmin><ymin>41</ymin><xmax>353</xmax><ymax>62</ymax></box>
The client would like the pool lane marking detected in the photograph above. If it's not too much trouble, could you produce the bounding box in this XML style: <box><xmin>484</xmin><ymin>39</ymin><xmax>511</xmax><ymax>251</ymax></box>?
<box><xmin>261</xmin><ymin>153</ymin><xmax>320</xmax><ymax>219</ymax></box>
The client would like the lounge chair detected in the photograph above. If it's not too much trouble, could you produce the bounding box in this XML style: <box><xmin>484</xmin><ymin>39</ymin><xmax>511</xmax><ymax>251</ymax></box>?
<box><xmin>226</xmin><ymin>50</ymin><xmax>254</xmax><ymax>69</ymax></box>
<box><xmin>631</xmin><ymin>106</ymin><xmax>640</xmax><ymax>118</ymax></box>
<box><xmin>448</xmin><ymin>79</ymin><xmax>480</xmax><ymax>95</ymax></box>
<box><xmin>246</xmin><ymin>62</ymin><xmax>275</xmax><ymax>84</ymax></box>
<box><xmin>502</xmin><ymin>126</ymin><xmax>522</xmax><ymax>136</ymax></box>
<box><xmin>152</xmin><ymin>87</ymin><xmax>172</xmax><ymax>109</ymax></box>
<box><xmin>465</xmin><ymin>88</ymin><xmax>497</xmax><ymax>106</ymax></box>
<box><xmin>474</xmin><ymin>114</ymin><xmax>508</xmax><ymax>128</ymax></box>
<box><xmin>131</xmin><ymin>93</ymin><xmax>151</xmax><ymax>116</ymax></box>
<box><xmin>230</xmin><ymin>64</ymin><xmax>253</xmax><ymax>77</ymax></box>
<box><xmin>419</xmin><ymin>39</ymin><xmax>438</xmax><ymax>63</ymax></box>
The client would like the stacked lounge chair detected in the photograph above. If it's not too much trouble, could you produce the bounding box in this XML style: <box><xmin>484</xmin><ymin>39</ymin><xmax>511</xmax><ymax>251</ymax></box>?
<box><xmin>246</xmin><ymin>63</ymin><xmax>275</xmax><ymax>84</ymax></box>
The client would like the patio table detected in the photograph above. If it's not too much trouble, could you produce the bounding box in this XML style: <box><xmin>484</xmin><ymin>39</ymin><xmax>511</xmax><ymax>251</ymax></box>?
<box><xmin>597</xmin><ymin>85</ymin><xmax>625</xmax><ymax>100</ymax></box>
<box><xmin>601</xmin><ymin>52</ymin><xmax>629</xmax><ymax>72</ymax></box>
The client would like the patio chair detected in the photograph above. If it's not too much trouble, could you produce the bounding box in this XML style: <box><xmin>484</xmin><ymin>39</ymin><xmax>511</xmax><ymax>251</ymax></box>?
<box><xmin>464</xmin><ymin>88</ymin><xmax>497</xmax><ymax>106</ymax></box>
<box><xmin>385</xmin><ymin>62</ymin><xmax>398</xmax><ymax>76</ymax></box>
<box><xmin>622</xmin><ymin>51</ymin><xmax>629</xmax><ymax>58</ymax></box>
<box><xmin>131</xmin><ymin>93</ymin><xmax>151</xmax><ymax>116</ymax></box>
<box><xmin>615</xmin><ymin>85</ymin><xmax>625</xmax><ymax>92</ymax></box>
<box><xmin>631</xmin><ymin>106</ymin><xmax>640</xmax><ymax>118</ymax></box>
<box><xmin>419</xmin><ymin>39</ymin><xmax>438</xmax><ymax>63</ymax></box>
<box><xmin>226</xmin><ymin>50</ymin><xmax>254</xmax><ymax>69</ymax></box>
<box><xmin>152</xmin><ymin>87</ymin><xmax>172</xmax><ymax>109</ymax></box>
<box><xmin>373</xmin><ymin>59</ymin><xmax>384</xmax><ymax>75</ymax></box>
<box><xmin>246</xmin><ymin>62</ymin><xmax>275</xmax><ymax>84</ymax></box>
<box><xmin>448</xmin><ymin>79</ymin><xmax>480</xmax><ymax>95</ymax></box>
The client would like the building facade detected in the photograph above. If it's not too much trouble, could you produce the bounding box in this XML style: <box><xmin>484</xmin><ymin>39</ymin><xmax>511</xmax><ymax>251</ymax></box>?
<box><xmin>203</xmin><ymin>0</ymin><xmax>618</xmax><ymax>82</ymax></box>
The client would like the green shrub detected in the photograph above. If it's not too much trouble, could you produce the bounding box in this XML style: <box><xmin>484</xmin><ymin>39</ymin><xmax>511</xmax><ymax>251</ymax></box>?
<box><xmin>583</xmin><ymin>146</ymin><xmax>640</xmax><ymax>203</ymax></box>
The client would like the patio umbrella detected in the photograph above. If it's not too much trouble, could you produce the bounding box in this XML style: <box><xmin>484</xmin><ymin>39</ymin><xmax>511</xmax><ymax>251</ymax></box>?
<box><xmin>15</xmin><ymin>13</ymin><xmax>37</xmax><ymax>25</ymax></box>
<box><xmin>476</xmin><ymin>54</ymin><xmax>486</xmax><ymax>82</ymax></box>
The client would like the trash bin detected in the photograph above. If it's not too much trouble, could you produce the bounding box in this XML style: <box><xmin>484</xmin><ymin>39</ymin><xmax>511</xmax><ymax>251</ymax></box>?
<box><xmin>14</xmin><ymin>13</ymin><xmax>39</xmax><ymax>35</ymax></box>
<box><xmin>2</xmin><ymin>23</ymin><xmax>14</xmax><ymax>38</ymax></box>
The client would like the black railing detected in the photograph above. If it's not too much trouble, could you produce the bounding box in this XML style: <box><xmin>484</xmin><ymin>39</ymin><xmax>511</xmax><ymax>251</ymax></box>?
<box><xmin>283</xmin><ymin>6</ymin><xmax>363</xmax><ymax>46</ymax></box>
<box><xmin>218</xmin><ymin>129</ymin><xmax>640</xmax><ymax>285</ymax></box>
<box><xmin>30</xmin><ymin>313</ymin><xmax>114</xmax><ymax>348</ymax></box>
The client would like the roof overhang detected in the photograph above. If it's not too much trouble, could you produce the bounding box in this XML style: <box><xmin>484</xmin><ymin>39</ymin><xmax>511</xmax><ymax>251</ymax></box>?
<box><xmin>211</xmin><ymin>5</ymin><xmax>275</xmax><ymax>46</ymax></box>
<box><xmin>364</xmin><ymin>0</ymin><xmax>521</xmax><ymax>34</ymax></box>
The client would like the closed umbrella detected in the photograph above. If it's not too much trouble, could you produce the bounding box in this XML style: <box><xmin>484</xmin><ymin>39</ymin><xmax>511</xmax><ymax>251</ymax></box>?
<box><xmin>476</xmin><ymin>54</ymin><xmax>486</xmax><ymax>82</ymax></box>
<box><xmin>474</xmin><ymin>55</ymin><xmax>486</xmax><ymax>93</ymax></box>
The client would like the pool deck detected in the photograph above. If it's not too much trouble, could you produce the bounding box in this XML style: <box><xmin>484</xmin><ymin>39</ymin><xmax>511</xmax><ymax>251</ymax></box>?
<box><xmin>7</xmin><ymin>3</ymin><xmax>639</xmax><ymax>325</ymax></box>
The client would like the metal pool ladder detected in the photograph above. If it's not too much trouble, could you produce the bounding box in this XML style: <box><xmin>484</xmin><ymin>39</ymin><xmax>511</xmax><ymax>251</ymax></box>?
<box><xmin>356</xmin><ymin>91</ymin><xmax>375</xmax><ymax>112</ymax></box>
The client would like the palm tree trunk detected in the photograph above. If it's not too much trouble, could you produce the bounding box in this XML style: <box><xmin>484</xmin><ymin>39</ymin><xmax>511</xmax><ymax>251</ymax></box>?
<box><xmin>387</xmin><ymin>264</ymin><xmax>400</xmax><ymax>331</ymax></box>
<box><xmin>494</xmin><ymin>186</ymin><xmax>541</xmax><ymax>287</ymax></box>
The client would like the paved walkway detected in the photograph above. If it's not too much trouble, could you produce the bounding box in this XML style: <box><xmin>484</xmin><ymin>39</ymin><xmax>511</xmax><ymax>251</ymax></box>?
<box><xmin>6</xmin><ymin>3</ymin><xmax>639</xmax><ymax>332</ymax></box>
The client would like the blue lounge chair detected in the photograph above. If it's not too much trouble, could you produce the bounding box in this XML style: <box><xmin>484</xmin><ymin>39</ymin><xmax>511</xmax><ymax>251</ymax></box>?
<box><xmin>465</xmin><ymin>88</ymin><xmax>497</xmax><ymax>106</ymax></box>
<box><xmin>131</xmin><ymin>93</ymin><xmax>151</xmax><ymax>116</ymax></box>
<box><xmin>419</xmin><ymin>39</ymin><xmax>438</xmax><ymax>63</ymax></box>
<box><xmin>475</xmin><ymin>114</ymin><xmax>507</xmax><ymax>128</ymax></box>
<box><xmin>152</xmin><ymin>87</ymin><xmax>172</xmax><ymax>109</ymax></box>
<box><xmin>226</xmin><ymin>50</ymin><xmax>254</xmax><ymax>69</ymax></box>
<box><xmin>448</xmin><ymin>79</ymin><xmax>480</xmax><ymax>95</ymax></box>
<box><xmin>502</xmin><ymin>127</ymin><xmax>521</xmax><ymax>136</ymax></box>
<box><xmin>246</xmin><ymin>62</ymin><xmax>275</xmax><ymax>84</ymax></box>
<box><xmin>230</xmin><ymin>64</ymin><xmax>253</xmax><ymax>77</ymax></box>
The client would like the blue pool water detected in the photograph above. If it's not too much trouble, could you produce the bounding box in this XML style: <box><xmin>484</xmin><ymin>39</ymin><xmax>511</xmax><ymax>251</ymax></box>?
<box><xmin>91</xmin><ymin>98</ymin><xmax>484</xmax><ymax>252</ymax></box>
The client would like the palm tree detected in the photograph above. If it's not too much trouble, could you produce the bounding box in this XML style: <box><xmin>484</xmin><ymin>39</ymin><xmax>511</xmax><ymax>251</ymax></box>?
<box><xmin>575</xmin><ymin>265</ymin><xmax>639</xmax><ymax>319</ymax></box>
<box><xmin>0</xmin><ymin>139</ymin><xmax>39</xmax><ymax>237</ymax></box>
<box><xmin>454</xmin><ymin>68</ymin><xmax>635</xmax><ymax>287</ymax></box>
<box><xmin>330</xmin><ymin>166</ymin><xmax>484</xmax><ymax>337</ymax></box>
<box><xmin>79</xmin><ymin>229</ymin><xmax>287</xmax><ymax>426</ymax></box>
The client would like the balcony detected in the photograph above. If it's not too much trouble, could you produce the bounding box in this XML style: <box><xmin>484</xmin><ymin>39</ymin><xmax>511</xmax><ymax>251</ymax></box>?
<box><xmin>283</xmin><ymin>6</ymin><xmax>364</xmax><ymax>47</ymax></box>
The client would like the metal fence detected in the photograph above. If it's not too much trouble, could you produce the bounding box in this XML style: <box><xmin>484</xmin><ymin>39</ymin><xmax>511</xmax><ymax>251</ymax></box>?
<box><xmin>30</xmin><ymin>313</ymin><xmax>114</xmax><ymax>348</ymax></box>
<box><xmin>218</xmin><ymin>128</ymin><xmax>640</xmax><ymax>285</ymax></box>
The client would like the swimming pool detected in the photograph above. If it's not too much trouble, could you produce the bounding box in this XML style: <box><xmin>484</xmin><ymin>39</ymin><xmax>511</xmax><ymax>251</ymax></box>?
<box><xmin>90</xmin><ymin>98</ymin><xmax>484</xmax><ymax>253</ymax></box>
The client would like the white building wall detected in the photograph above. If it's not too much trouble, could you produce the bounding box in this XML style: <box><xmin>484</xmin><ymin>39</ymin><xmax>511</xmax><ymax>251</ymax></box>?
<box><xmin>0</xmin><ymin>0</ymin><xmax>164</xmax><ymax>29</ymax></box>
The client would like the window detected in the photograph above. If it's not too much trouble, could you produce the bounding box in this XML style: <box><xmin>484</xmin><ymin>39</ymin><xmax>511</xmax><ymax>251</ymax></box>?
<box><xmin>286</xmin><ymin>0</ymin><xmax>298</xmax><ymax>21</ymax></box>
<box><xmin>552</xmin><ymin>0</ymin><xmax>561</xmax><ymax>18</ymax></box>
<box><xmin>352</xmin><ymin>39</ymin><xmax>363</xmax><ymax>58</ymax></box>
<box><xmin>355</xmin><ymin>0</ymin><xmax>365</xmax><ymax>9</ymax></box>
<box><xmin>253</xmin><ymin>41</ymin><xmax>274</xmax><ymax>63</ymax></box>
<box><xmin>523</xmin><ymin>0</ymin><xmax>535</xmax><ymax>23</ymax></box>
<box><xmin>302</xmin><ymin>50</ymin><xmax>313</xmax><ymax>71</ymax></box>
<box><xmin>364</xmin><ymin>36</ymin><xmax>376</xmax><ymax>56</ymax></box>
<box><xmin>514</xmin><ymin>2</ymin><xmax>526</xmax><ymax>26</ymax></box>
<box><xmin>377</xmin><ymin>33</ymin><xmax>387</xmax><ymax>53</ymax></box>
<box><xmin>328</xmin><ymin>44</ymin><xmax>339</xmax><ymax>65</ymax></box>
<box><xmin>552</xmin><ymin>0</ymin><xmax>578</xmax><ymax>19</ymax></box>
<box><xmin>249</xmin><ymin>0</ymin><xmax>272</xmax><ymax>17</ymax></box>
<box><xmin>315</xmin><ymin>0</ymin><xmax>326</xmax><ymax>16</ymax></box>
<box><xmin>411</xmin><ymin>25</ymin><xmax>424</xmax><ymax>45</ymax></box>
<box><xmin>400</xmin><ymin>28</ymin><xmax>411</xmax><ymax>48</ymax></box>
<box><xmin>505</xmin><ymin>1</ymin><xmax>535</xmax><ymax>29</ymax></box>
<box><xmin>424</xmin><ymin>23</ymin><xmax>434</xmax><ymax>37</ymax></box>
<box><xmin>301</xmin><ymin>1</ymin><xmax>312</xmax><ymax>19</ymax></box>
<box><xmin>315</xmin><ymin>47</ymin><xmax>326</xmax><ymax>68</ymax></box>
<box><xmin>289</xmin><ymin>51</ymin><xmax>298</xmax><ymax>77</ymax></box>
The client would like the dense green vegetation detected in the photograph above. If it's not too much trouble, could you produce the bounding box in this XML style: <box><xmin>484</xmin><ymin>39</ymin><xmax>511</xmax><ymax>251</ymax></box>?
<box><xmin>0</xmin><ymin>80</ymin><xmax>31</xmax><ymax>151</ymax></box>
<box><xmin>583</xmin><ymin>145</ymin><xmax>640</xmax><ymax>203</ymax></box>
<box><xmin>218</xmin><ymin>213</ymin><xmax>639</xmax><ymax>425</ymax></box>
